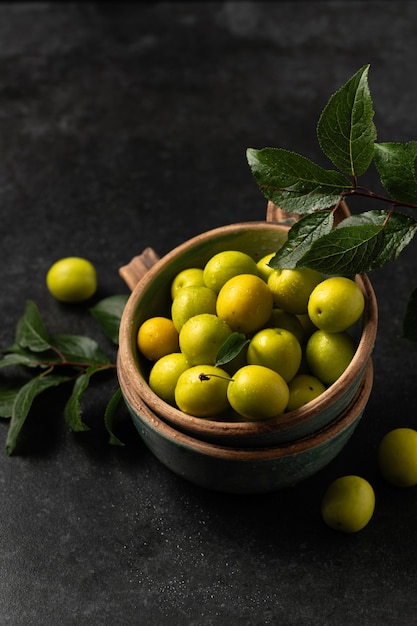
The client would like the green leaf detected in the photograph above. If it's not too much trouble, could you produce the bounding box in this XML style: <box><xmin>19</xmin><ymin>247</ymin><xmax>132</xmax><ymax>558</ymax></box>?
<box><xmin>293</xmin><ymin>209</ymin><xmax>417</xmax><ymax>275</ymax></box>
<box><xmin>15</xmin><ymin>300</ymin><xmax>51</xmax><ymax>352</ymax></box>
<box><xmin>90</xmin><ymin>294</ymin><xmax>129</xmax><ymax>345</ymax></box>
<box><xmin>64</xmin><ymin>366</ymin><xmax>98</xmax><ymax>432</ymax></box>
<box><xmin>337</xmin><ymin>210</ymin><xmax>417</xmax><ymax>267</ymax></box>
<box><xmin>6</xmin><ymin>374</ymin><xmax>69</xmax><ymax>455</ymax></box>
<box><xmin>215</xmin><ymin>333</ymin><xmax>249</xmax><ymax>367</ymax></box>
<box><xmin>296</xmin><ymin>223</ymin><xmax>385</xmax><ymax>275</ymax></box>
<box><xmin>0</xmin><ymin>384</ymin><xmax>22</xmax><ymax>418</ymax></box>
<box><xmin>51</xmin><ymin>334</ymin><xmax>110</xmax><ymax>365</ymax></box>
<box><xmin>374</xmin><ymin>142</ymin><xmax>417</xmax><ymax>206</ymax></box>
<box><xmin>269</xmin><ymin>210</ymin><xmax>334</xmax><ymax>269</ymax></box>
<box><xmin>104</xmin><ymin>387</ymin><xmax>125</xmax><ymax>446</ymax></box>
<box><xmin>403</xmin><ymin>287</ymin><xmax>417</xmax><ymax>341</ymax></box>
<box><xmin>317</xmin><ymin>64</ymin><xmax>376</xmax><ymax>177</ymax></box>
<box><xmin>0</xmin><ymin>351</ymin><xmax>47</xmax><ymax>369</ymax></box>
<box><xmin>246</xmin><ymin>147</ymin><xmax>352</xmax><ymax>213</ymax></box>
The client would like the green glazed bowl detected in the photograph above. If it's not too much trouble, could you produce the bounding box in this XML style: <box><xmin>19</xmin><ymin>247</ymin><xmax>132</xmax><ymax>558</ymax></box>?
<box><xmin>118</xmin><ymin>355</ymin><xmax>373</xmax><ymax>494</ymax></box>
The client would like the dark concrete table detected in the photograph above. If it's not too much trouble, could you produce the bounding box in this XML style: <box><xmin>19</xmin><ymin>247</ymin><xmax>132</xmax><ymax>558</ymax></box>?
<box><xmin>2</xmin><ymin>3</ymin><xmax>417</xmax><ymax>624</ymax></box>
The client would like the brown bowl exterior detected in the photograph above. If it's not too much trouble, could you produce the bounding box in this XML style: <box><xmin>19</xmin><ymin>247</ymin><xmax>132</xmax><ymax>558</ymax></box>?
<box><xmin>119</xmin><ymin>357</ymin><xmax>373</xmax><ymax>494</ymax></box>
<box><xmin>118</xmin><ymin>219</ymin><xmax>378</xmax><ymax>447</ymax></box>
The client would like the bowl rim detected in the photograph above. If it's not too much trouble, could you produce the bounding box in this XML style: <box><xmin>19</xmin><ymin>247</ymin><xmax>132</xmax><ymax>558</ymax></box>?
<box><xmin>118</xmin><ymin>219</ymin><xmax>378</xmax><ymax>438</ymax></box>
<box><xmin>121</xmin><ymin>357</ymin><xmax>373</xmax><ymax>461</ymax></box>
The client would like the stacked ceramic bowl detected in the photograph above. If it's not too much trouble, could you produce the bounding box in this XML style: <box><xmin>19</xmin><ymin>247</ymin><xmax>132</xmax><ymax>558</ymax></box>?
<box><xmin>117</xmin><ymin>203</ymin><xmax>378</xmax><ymax>494</ymax></box>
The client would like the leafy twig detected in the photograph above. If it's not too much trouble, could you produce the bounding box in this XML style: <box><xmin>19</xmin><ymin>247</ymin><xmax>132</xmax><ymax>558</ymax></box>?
<box><xmin>0</xmin><ymin>295</ymin><xmax>128</xmax><ymax>455</ymax></box>
<box><xmin>247</xmin><ymin>64</ymin><xmax>417</xmax><ymax>340</ymax></box>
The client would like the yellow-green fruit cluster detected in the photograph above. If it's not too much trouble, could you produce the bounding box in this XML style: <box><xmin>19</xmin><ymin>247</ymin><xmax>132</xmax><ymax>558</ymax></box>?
<box><xmin>136</xmin><ymin>249</ymin><xmax>366</xmax><ymax>421</ymax></box>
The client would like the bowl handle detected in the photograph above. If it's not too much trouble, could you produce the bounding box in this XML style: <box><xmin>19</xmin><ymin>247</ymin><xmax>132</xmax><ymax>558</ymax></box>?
<box><xmin>266</xmin><ymin>201</ymin><xmax>298</xmax><ymax>226</ymax></box>
<box><xmin>266</xmin><ymin>200</ymin><xmax>351</xmax><ymax>225</ymax></box>
<box><xmin>119</xmin><ymin>246</ymin><xmax>160</xmax><ymax>291</ymax></box>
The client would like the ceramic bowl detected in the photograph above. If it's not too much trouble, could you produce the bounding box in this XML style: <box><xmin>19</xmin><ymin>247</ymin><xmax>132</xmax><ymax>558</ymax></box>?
<box><xmin>117</xmin><ymin>202</ymin><xmax>378</xmax><ymax>447</ymax></box>
<box><xmin>118</xmin><ymin>355</ymin><xmax>373</xmax><ymax>494</ymax></box>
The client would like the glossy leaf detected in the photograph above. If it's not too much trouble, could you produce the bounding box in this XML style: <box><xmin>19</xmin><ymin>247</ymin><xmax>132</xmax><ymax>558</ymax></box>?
<box><xmin>0</xmin><ymin>351</ymin><xmax>47</xmax><ymax>369</ymax></box>
<box><xmin>90</xmin><ymin>294</ymin><xmax>129</xmax><ymax>345</ymax></box>
<box><xmin>6</xmin><ymin>374</ymin><xmax>69</xmax><ymax>455</ymax></box>
<box><xmin>64</xmin><ymin>366</ymin><xmax>98</xmax><ymax>432</ymax></box>
<box><xmin>0</xmin><ymin>385</ymin><xmax>22</xmax><ymax>418</ymax></box>
<box><xmin>374</xmin><ymin>142</ymin><xmax>417</xmax><ymax>206</ymax></box>
<box><xmin>15</xmin><ymin>300</ymin><xmax>51</xmax><ymax>352</ymax></box>
<box><xmin>296</xmin><ymin>223</ymin><xmax>385</xmax><ymax>275</ymax></box>
<box><xmin>104</xmin><ymin>387</ymin><xmax>125</xmax><ymax>446</ymax></box>
<box><xmin>269</xmin><ymin>210</ymin><xmax>334</xmax><ymax>269</ymax></box>
<box><xmin>246</xmin><ymin>147</ymin><xmax>352</xmax><ymax>213</ymax></box>
<box><xmin>215</xmin><ymin>333</ymin><xmax>249</xmax><ymax>367</ymax></box>
<box><xmin>51</xmin><ymin>334</ymin><xmax>110</xmax><ymax>365</ymax></box>
<box><xmin>336</xmin><ymin>210</ymin><xmax>417</xmax><ymax>267</ymax></box>
<box><xmin>317</xmin><ymin>64</ymin><xmax>376</xmax><ymax>177</ymax></box>
<box><xmin>292</xmin><ymin>209</ymin><xmax>417</xmax><ymax>275</ymax></box>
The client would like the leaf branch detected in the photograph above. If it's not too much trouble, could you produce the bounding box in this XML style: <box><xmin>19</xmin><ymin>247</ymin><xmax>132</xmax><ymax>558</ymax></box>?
<box><xmin>344</xmin><ymin>184</ymin><xmax>417</xmax><ymax>210</ymax></box>
<box><xmin>0</xmin><ymin>296</ymin><xmax>128</xmax><ymax>455</ymax></box>
<box><xmin>247</xmin><ymin>64</ymin><xmax>417</xmax><ymax>340</ymax></box>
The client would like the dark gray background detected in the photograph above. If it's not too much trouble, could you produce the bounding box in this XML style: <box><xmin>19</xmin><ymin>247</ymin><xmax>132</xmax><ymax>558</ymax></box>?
<box><xmin>1</xmin><ymin>3</ymin><xmax>417</xmax><ymax>624</ymax></box>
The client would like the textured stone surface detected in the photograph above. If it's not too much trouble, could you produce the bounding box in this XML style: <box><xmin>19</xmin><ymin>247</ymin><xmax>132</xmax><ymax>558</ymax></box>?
<box><xmin>2</xmin><ymin>3</ymin><xmax>417</xmax><ymax>624</ymax></box>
